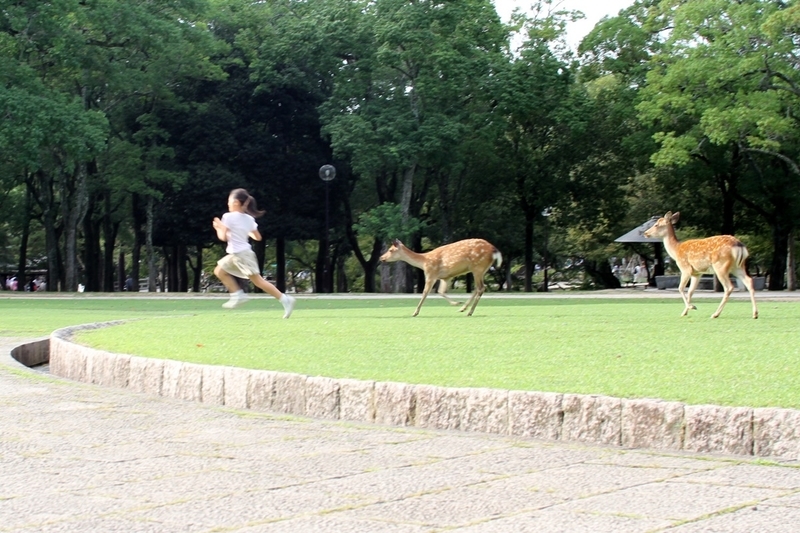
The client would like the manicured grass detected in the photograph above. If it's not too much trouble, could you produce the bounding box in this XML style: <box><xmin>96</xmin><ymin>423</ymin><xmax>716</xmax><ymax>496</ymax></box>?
<box><xmin>3</xmin><ymin>294</ymin><xmax>798</xmax><ymax>409</ymax></box>
<box><xmin>0</xmin><ymin>296</ymin><xmax>222</xmax><ymax>337</ymax></box>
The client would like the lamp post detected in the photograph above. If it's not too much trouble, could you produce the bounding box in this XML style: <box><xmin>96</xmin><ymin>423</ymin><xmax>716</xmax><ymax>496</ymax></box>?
<box><xmin>318</xmin><ymin>165</ymin><xmax>336</xmax><ymax>293</ymax></box>
<box><xmin>541</xmin><ymin>207</ymin><xmax>553</xmax><ymax>292</ymax></box>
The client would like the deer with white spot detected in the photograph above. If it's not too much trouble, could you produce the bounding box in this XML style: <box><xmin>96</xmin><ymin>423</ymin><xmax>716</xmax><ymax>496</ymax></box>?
<box><xmin>643</xmin><ymin>211</ymin><xmax>758</xmax><ymax>319</ymax></box>
<box><xmin>379</xmin><ymin>238</ymin><xmax>502</xmax><ymax>316</ymax></box>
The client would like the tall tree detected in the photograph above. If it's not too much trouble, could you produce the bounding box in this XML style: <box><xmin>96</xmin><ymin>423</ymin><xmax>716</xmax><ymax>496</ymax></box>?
<box><xmin>322</xmin><ymin>0</ymin><xmax>508</xmax><ymax>291</ymax></box>
<box><xmin>637</xmin><ymin>0</ymin><xmax>800</xmax><ymax>289</ymax></box>
<box><xmin>495</xmin><ymin>13</ymin><xmax>588</xmax><ymax>291</ymax></box>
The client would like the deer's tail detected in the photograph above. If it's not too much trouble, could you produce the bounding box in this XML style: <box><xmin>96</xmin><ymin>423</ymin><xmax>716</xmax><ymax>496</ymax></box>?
<box><xmin>732</xmin><ymin>240</ymin><xmax>749</xmax><ymax>270</ymax></box>
<box><xmin>492</xmin><ymin>248</ymin><xmax>503</xmax><ymax>268</ymax></box>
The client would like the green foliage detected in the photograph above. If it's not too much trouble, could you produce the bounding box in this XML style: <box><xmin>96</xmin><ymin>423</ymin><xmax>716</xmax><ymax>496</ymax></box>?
<box><xmin>631</xmin><ymin>0</ymin><xmax>800</xmax><ymax>286</ymax></box>
<box><xmin>3</xmin><ymin>0</ymin><xmax>799</xmax><ymax>296</ymax></box>
<box><xmin>354</xmin><ymin>203</ymin><xmax>425</xmax><ymax>243</ymax></box>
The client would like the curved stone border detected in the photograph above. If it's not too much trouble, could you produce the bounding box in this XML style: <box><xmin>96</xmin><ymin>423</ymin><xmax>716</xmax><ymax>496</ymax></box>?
<box><xmin>38</xmin><ymin>323</ymin><xmax>800</xmax><ymax>460</ymax></box>
<box><xmin>10</xmin><ymin>337</ymin><xmax>49</xmax><ymax>367</ymax></box>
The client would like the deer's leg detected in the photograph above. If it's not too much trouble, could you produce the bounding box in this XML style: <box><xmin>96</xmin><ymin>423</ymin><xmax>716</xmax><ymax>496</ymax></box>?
<box><xmin>458</xmin><ymin>292</ymin><xmax>474</xmax><ymax>313</ymax></box>
<box><xmin>413</xmin><ymin>277</ymin><xmax>436</xmax><ymax>317</ymax></box>
<box><xmin>678</xmin><ymin>273</ymin><xmax>699</xmax><ymax>316</ymax></box>
<box><xmin>465</xmin><ymin>273</ymin><xmax>487</xmax><ymax>316</ymax></box>
<box><xmin>437</xmin><ymin>279</ymin><xmax>461</xmax><ymax>306</ymax></box>
<box><xmin>458</xmin><ymin>277</ymin><xmax>480</xmax><ymax>313</ymax></box>
<box><xmin>458</xmin><ymin>286</ymin><xmax>476</xmax><ymax>312</ymax></box>
<box><xmin>466</xmin><ymin>283</ymin><xmax>485</xmax><ymax>316</ymax></box>
<box><xmin>735</xmin><ymin>273</ymin><xmax>759</xmax><ymax>319</ymax></box>
<box><xmin>711</xmin><ymin>268</ymin><xmax>736</xmax><ymax>318</ymax></box>
<box><xmin>730</xmin><ymin>266</ymin><xmax>758</xmax><ymax>319</ymax></box>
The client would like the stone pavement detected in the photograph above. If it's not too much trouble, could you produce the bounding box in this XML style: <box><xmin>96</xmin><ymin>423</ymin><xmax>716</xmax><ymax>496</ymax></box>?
<box><xmin>4</xmin><ymin>335</ymin><xmax>800</xmax><ymax>532</ymax></box>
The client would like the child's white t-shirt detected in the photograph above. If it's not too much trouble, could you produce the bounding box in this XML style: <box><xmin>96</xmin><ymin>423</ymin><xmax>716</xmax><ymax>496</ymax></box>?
<box><xmin>221</xmin><ymin>212</ymin><xmax>257</xmax><ymax>253</ymax></box>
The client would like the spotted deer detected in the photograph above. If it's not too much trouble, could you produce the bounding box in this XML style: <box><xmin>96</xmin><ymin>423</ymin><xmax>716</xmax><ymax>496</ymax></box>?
<box><xmin>643</xmin><ymin>211</ymin><xmax>758</xmax><ymax>319</ymax></box>
<box><xmin>379</xmin><ymin>238</ymin><xmax>502</xmax><ymax>316</ymax></box>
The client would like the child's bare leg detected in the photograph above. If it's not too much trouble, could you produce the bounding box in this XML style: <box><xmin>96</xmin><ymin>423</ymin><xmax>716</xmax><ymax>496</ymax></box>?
<box><xmin>249</xmin><ymin>274</ymin><xmax>295</xmax><ymax>318</ymax></box>
<box><xmin>249</xmin><ymin>274</ymin><xmax>282</xmax><ymax>299</ymax></box>
<box><xmin>214</xmin><ymin>265</ymin><xmax>241</xmax><ymax>294</ymax></box>
<box><xmin>215</xmin><ymin>266</ymin><xmax>250</xmax><ymax>308</ymax></box>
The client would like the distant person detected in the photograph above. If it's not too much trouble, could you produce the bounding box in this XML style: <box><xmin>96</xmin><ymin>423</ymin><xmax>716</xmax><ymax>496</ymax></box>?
<box><xmin>125</xmin><ymin>276</ymin><xmax>135</xmax><ymax>292</ymax></box>
<box><xmin>212</xmin><ymin>188</ymin><xmax>295</xmax><ymax>317</ymax></box>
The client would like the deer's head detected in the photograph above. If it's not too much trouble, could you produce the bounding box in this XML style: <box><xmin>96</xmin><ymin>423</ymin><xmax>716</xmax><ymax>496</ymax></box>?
<box><xmin>644</xmin><ymin>211</ymin><xmax>680</xmax><ymax>239</ymax></box>
<box><xmin>379</xmin><ymin>240</ymin><xmax>404</xmax><ymax>263</ymax></box>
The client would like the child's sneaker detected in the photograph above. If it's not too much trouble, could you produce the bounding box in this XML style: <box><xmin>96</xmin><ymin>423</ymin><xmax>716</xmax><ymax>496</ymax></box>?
<box><xmin>222</xmin><ymin>291</ymin><xmax>248</xmax><ymax>309</ymax></box>
<box><xmin>282</xmin><ymin>295</ymin><xmax>296</xmax><ymax>319</ymax></box>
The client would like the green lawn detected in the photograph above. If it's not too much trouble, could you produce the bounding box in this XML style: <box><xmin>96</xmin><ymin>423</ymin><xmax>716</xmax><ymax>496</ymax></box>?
<box><xmin>3</xmin><ymin>294</ymin><xmax>798</xmax><ymax>409</ymax></box>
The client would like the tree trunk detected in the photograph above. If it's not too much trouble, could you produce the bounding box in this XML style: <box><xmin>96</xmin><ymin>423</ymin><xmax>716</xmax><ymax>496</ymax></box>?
<box><xmin>178</xmin><ymin>244</ymin><xmax>188</xmax><ymax>292</ymax></box>
<box><xmin>359</xmin><ymin>239</ymin><xmax>382</xmax><ymax>293</ymax></box>
<box><xmin>342</xmin><ymin>193</ymin><xmax>381</xmax><ymax>293</ymax></box>
<box><xmin>35</xmin><ymin>170</ymin><xmax>62</xmax><ymax>291</ymax></box>
<box><xmin>131</xmin><ymin>193</ymin><xmax>144</xmax><ymax>286</ymax></box>
<box><xmin>102</xmin><ymin>194</ymin><xmax>119</xmax><ymax>292</ymax></box>
<box><xmin>336</xmin><ymin>253</ymin><xmax>348</xmax><ymax>292</ymax></box>
<box><xmin>189</xmin><ymin>245</ymin><xmax>203</xmax><ymax>293</ymax></box>
<box><xmin>118</xmin><ymin>250</ymin><xmax>125</xmax><ymax>293</ymax></box>
<box><xmin>524</xmin><ymin>216</ymin><xmax>534</xmax><ymax>292</ymax></box>
<box><xmin>315</xmin><ymin>239</ymin><xmax>326</xmax><ymax>293</ymax></box>
<box><xmin>146</xmin><ymin>196</ymin><xmax>157</xmax><ymax>292</ymax></box>
<box><xmin>63</xmin><ymin>160</ymin><xmax>90</xmax><ymax>292</ymax></box>
<box><xmin>276</xmin><ymin>236</ymin><xmax>286</xmax><ymax>293</ymax></box>
<box><xmin>395</xmin><ymin>163</ymin><xmax>416</xmax><ymax>293</ymax></box>
<box><xmin>769</xmin><ymin>220</ymin><xmax>790</xmax><ymax>291</ymax></box>
<box><xmin>15</xmin><ymin>186</ymin><xmax>32</xmax><ymax>291</ymax></box>
<box><xmin>162</xmin><ymin>247</ymin><xmax>173</xmax><ymax>292</ymax></box>
<box><xmin>82</xmin><ymin>194</ymin><xmax>100</xmax><ymax>292</ymax></box>
<box><xmin>787</xmin><ymin>229</ymin><xmax>796</xmax><ymax>291</ymax></box>
<box><xmin>583</xmin><ymin>259</ymin><xmax>621</xmax><ymax>289</ymax></box>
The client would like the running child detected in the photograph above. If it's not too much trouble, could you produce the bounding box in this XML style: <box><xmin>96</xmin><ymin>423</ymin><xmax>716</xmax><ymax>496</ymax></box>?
<box><xmin>212</xmin><ymin>188</ymin><xmax>296</xmax><ymax>317</ymax></box>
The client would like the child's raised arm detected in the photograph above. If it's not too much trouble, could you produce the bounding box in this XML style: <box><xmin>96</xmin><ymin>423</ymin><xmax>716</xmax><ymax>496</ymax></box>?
<box><xmin>212</xmin><ymin>217</ymin><xmax>228</xmax><ymax>242</ymax></box>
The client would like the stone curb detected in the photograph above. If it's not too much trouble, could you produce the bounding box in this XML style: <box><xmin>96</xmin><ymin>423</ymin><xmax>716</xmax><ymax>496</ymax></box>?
<box><xmin>37</xmin><ymin>323</ymin><xmax>800</xmax><ymax>460</ymax></box>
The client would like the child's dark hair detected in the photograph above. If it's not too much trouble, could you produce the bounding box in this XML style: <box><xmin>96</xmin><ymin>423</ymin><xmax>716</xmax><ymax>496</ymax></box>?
<box><xmin>230</xmin><ymin>188</ymin><xmax>265</xmax><ymax>218</ymax></box>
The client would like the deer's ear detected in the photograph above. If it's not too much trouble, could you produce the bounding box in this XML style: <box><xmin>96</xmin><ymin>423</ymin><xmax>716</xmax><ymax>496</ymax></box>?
<box><xmin>671</xmin><ymin>212</ymin><xmax>681</xmax><ymax>224</ymax></box>
<box><xmin>393</xmin><ymin>239</ymin><xmax>402</xmax><ymax>246</ymax></box>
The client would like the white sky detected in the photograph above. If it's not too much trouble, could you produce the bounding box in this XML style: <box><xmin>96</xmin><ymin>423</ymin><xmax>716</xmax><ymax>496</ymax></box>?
<box><xmin>493</xmin><ymin>0</ymin><xmax>635</xmax><ymax>49</ymax></box>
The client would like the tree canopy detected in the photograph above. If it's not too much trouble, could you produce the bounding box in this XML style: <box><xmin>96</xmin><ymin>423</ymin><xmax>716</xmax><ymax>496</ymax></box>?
<box><xmin>2</xmin><ymin>0</ymin><xmax>799</xmax><ymax>294</ymax></box>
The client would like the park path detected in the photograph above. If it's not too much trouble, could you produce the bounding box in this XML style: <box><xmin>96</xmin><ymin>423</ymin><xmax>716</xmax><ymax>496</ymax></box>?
<box><xmin>4</xmin><ymin>330</ymin><xmax>800</xmax><ymax>532</ymax></box>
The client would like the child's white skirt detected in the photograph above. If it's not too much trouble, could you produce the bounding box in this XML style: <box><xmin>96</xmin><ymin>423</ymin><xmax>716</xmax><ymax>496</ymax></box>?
<box><xmin>217</xmin><ymin>250</ymin><xmax>260</xmax><ymax>279</ymax></box>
